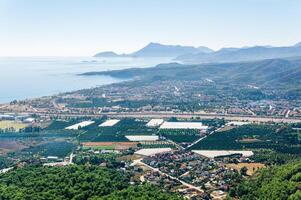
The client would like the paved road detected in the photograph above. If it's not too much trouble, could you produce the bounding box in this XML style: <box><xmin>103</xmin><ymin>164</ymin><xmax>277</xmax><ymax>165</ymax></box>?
<box><xmin>185</xmin><ymin>127</ymin><xmax>223</xmax><ymax>150</ymax></box>
<box><xmin>104</xmin><ymin>112</ymin><xmax>301</xmax><ymax>123</ymax></box>
<box><xmin>6</xmin><ymin>111</ymin><xmax>301</xmax><ymax>123</ymax></box>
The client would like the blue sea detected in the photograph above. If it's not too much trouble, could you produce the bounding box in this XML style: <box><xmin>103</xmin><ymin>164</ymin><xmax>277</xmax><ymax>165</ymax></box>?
<box><xmin>0</xmin><ymin>57</ymin><xmax>171</xmax><ymax>103</ymax></box>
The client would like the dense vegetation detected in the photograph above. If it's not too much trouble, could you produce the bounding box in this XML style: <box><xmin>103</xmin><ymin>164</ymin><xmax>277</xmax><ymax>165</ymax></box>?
<box><xmin>230</xmin><ymin>161</ymin><xmax>301</xmax><ymax>200</ymax></box>
<box><xmin>99</xmin><ymin>184</ymin><xmax>182</xmax><ymax>200</ymax></box>
<box><xmin>251</xmin><ymin>150</ymin><xmax>301</xmax><ymax>165</ymax></box>
<box><xmin>0</xmin><ymin>156</ymin><xmax>13</xmax><ymax>169</ymax></box>
<box><xmin>0</xmin><ymin>165</ymin><xmax>181</xmax><ymax>200</ymax></box>
<box><xmin>74</xmin><ymin>152</ymin><xmax>121</xmax><ymax>168</ymax></box>
<box><xmin>159</xmin><ymin>129</ymin><xmax>200</xmax><ymax>143</ymax></box>
<box><xmin>21</xmin><ymin>141</ymin><xmax>76</xmax><ymax>157</ymax></box>
<box><xmin>191</xmin><ymin>124</ymin><xmax>301</xmax><ymax>154</ymax></box>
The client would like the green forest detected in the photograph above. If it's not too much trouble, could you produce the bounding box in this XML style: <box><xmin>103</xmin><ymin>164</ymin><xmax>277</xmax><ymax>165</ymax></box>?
<box><xmin>230</xmin><ymin>161</ymin><xmax>301</xmax><ymax>200</ymax></box>
<box><xmin>0</xmin><ymin>165</ymin><xmax>182</xmax><ymax>200</ymax></box>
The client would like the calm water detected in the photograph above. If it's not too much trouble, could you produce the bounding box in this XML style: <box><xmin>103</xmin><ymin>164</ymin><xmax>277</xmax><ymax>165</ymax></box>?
<box><xmin>0</xmin><ymin>57</ymin><xmax>171</xmax><ymax>103</ymax></box>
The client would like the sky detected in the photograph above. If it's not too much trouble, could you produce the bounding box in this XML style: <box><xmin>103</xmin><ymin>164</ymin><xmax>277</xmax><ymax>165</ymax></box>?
<box><xmin>0</xmin><ymin>0</ymin><xmax>301</xmax><ymax>56</ymax></box>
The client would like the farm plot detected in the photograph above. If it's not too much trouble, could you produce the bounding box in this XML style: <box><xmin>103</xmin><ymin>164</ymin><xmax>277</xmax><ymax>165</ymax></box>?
<box><xmin>21</xmin><ymin>141</ymin><xmax>76</xmax><ymax>158</ymax></box>
<box><xmin>0</xmin><ymin>138</ymin><xmax>27</xmax><ymax>155</ymax></box>
<box><xmin>159</xmin><ymin>129</ymin><xmax>201</xmax><ymax>143</ymax></box>
<box><xmin>82</xmin><ymin>142</ymin><xmax>138</xmax><ymax>150</ymax></box>
<box><xmin>79</xmin><ymin>118</ymin><xmax>158</xmax><ymax>142</ymax></box>
<box><xmin>192</xmin><ymin>150</ymin><xmax>254</xmax><ymax>158</ymax></box>
<box><xmin>190</xmin><ymin>124</ymin><xmax>301</xmax><ymax>154</ymax></box>
<box><xmin>0</xmin><ymin>120</ymin><xmax>27</xmax><ymax>132</ymax></box>
<box><xmin>44</xmin><ymin>118</ymin><xmax>97</xmax><ymax>131</ymax></box>
<box><xmin>139</xmin><ymin>141</ymin><xmax>177</xmax><ymax>149</ymax></box>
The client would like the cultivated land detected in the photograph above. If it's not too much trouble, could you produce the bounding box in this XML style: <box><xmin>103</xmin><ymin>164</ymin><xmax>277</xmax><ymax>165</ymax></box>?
<box><xmin>0</xmin><ymin>120</ymin><xmax>27</xmax><ymax>131</ymax></box>
<box><xmin>82</xmin><ymin>142</ymin><xmax>138</xmax><ymax>150</ymax></box>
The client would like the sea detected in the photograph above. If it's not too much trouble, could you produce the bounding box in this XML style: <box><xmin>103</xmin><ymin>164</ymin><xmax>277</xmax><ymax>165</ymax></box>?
<box><xmin>0</xmin><ymin>57</ymin><xmax>172</xmax><ymax>103</ymax></box>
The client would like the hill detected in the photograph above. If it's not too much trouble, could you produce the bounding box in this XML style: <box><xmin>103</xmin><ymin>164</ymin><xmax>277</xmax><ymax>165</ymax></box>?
<box><xmin>82</xmin><ymin>58</ymin><xmax>301</xmax><ymax>89</ymax></box>
<box><xmin>230</xmin><ymin>161</ymin><xmax>301</xmax><ymax>200</ymax></box>
<box><xmin>131</xmin><ymin>42</ymin><xmax>212</xmax><ymax>57</ymax></box>
<box><xmin>94</xmin><ymin>51</ymin><xmax>123</xmax><ymax>57</ymax></box>
<box><xmin>176</xmin><ymin>44</ymin><xmax>301</xmax><ymax>63</ymax></box>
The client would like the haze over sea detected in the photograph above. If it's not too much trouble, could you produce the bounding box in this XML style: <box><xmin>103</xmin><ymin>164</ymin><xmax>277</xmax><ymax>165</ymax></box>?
<box><xmin>0</xmin><ymin>57</ymin><xmax>171</xmax><ymax>103</ymax></box>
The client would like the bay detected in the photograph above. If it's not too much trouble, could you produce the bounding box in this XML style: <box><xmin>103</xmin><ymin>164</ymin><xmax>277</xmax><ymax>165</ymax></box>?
<box><xmin>0</xmin><ymin>57</ymin><xmax>171</xmax><ymax>103</ymax></box>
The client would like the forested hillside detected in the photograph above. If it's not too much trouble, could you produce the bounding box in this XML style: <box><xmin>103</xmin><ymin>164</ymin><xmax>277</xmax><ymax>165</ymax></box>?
<box><xmin>0</xmin><ymin>166</ymin><xmax>182</xmax><ymax>200</ymax></box>
<box><xmin>230</xmin><ymin>161</ymin><xmax>301</xmax><ymax>200</ymax></box>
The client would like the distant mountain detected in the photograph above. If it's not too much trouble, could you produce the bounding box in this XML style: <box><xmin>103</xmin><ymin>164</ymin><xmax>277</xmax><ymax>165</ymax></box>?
<box><xmin>197</xmin><ymin>46</ymin><xmax>214</xmax><ymax>53</ymax></box>
<box><xmin>130</xmin><ymin>42</ymin><xmax>212</xmax><ymax>57</ymax></box>
<box><xmin>94</xmin><ymin>42</ymin><xmax>213</xmax><ymax>58</ymax></box>
<box><xmin>94</xmin><ymin>51</ymin><xmax>123</xmax><ymax>57</ymax></box>
<box><xmin>176</xmin><ymin>45</ymin><xmax>301</xmax><ymax>63</ymax></box>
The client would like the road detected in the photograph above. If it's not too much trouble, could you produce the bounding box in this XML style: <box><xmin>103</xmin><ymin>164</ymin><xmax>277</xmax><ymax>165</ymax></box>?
<box><xmin>132</xmin><ymin>158</ymin><xmax>203</xmax><ymax>193</ymax></box>
<box><xmin>104</xmin><ymin>112</ymin><xmax>301</xmax><ymax>123</ymax></box>
<box><xmin>23</xmin><ymin>111</ymin><xmax>301</xmax><ymax>123</ymax></box>
<box><xmin>185</xmin><ymin>127</ymin><xmax>223</xmax><ymax>150</ymax></box>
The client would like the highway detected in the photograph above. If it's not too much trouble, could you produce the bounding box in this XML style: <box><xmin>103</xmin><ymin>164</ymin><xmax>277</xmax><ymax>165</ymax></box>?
<box><xmin>7</xmin><ymin>111</ymin><xmax>301</xmax><ymax>123</ymax></box>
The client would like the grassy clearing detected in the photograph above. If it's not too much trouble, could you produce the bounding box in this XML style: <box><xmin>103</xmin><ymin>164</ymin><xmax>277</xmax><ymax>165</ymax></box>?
<box><xmin>0</xmin><ymin>120</ymin><xmax>27</xmax><ymax>131</ymax></box>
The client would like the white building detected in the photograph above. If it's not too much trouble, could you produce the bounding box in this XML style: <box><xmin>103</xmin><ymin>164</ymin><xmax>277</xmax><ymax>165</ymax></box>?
<box><xmin>99</xmin><ymin>119</ymin><xmax>120</xmax><ymax>127</ymax></box>
<box><xmin>65</xmin><ymin>120</ymin><xmax>95</xmax><ymax>130</ymax></box>
<box><xmin>146</xmin><ymin>119</ymin><xmax>164</xmax><ymax>127</ymax></box>
<box><xmin>160</xmin><ymin>122</ymin><xmax>208</xmax><ymax>130</ymax></box>
<box><xmin>125</xmin><ymin>135</ymin><xmax>159</xmax><ymax>141</ymax></box>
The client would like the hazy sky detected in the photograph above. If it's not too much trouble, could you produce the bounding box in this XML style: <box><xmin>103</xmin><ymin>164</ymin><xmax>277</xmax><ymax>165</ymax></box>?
<box><xmin>1</xmin><ymin>0</ymin><xmax>301</xmax><ymax>56</ymax></box>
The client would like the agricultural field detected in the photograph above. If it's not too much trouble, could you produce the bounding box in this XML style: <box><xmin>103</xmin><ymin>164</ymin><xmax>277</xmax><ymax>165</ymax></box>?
<box><xmin>159</xmin><ymin>128</ymin><xmax>201</xmax><ymax>144</ymax></box>
<box><xmin>21</xmin><ymin>141</ymin><xmax>77</xmax><ymax>157</ymax></box>
<box><xmin>0</xmin><ymin>138</ymin><xmax>28</xmax><ymax>155</ymax></box>
<box><xmin>139</xmin><ymin>141</ymin><xmax>177</xmax><ymax>149</ymax></box>
<box><xmin>190</xmin><ymin>124</ymin><xmax>301</xmax><ymax>155</ymax></box>
<box><xmin>0</xmin><ymin>128</ymin><xmax>77</xmax><ymax>160</ymax></box>
<box><xmin>44</xmin><ymin>119</ymin><xmax>81</xmax><ymax>130</ymax></box>
<box><xmin>0</xmin><ymin>120</ymin><xmax>28</xmax><ymax>132</ymax></box>
<box><xmin>79</xmin><ymin>118</ymin><xmax>158</xmax><ymax>142</ymax></box>
<box><xmin>81</xmin><ymin>142</ymin><xmax>138</xmax><ymax>150</ymax></box>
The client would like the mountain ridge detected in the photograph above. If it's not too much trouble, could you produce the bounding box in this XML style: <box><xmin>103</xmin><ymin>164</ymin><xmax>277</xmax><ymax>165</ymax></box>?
<box><xmin>176</xmin><ymin>44</ymin><xmax>301</xmax><ymax>63</ymax></box>
<box><xmin>94</xmin><ymin>42</ymin><xmax>213</xmax><ymax>57</ymax></box>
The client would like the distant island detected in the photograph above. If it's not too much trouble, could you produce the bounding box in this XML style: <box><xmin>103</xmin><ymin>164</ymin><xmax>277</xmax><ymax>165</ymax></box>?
<box><xmin>94</xmin><ymin>51</ymin><xmax>125</xmax><ymax>57</ymax></box>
